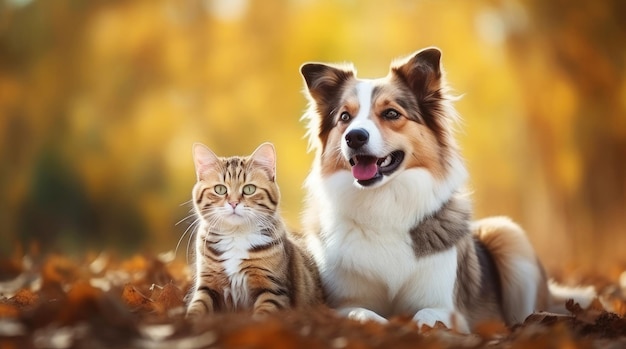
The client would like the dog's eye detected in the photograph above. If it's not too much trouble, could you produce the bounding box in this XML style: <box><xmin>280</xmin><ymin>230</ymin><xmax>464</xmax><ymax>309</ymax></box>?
<box><xmin>339</xmin><ymin>112</ymin><xmax>351</xmax><ymax>122</ymax></box>
<box><xmin>382</xmin><ymin>109</ymin><xmax>401</xmax><ymax>120</ymax></box>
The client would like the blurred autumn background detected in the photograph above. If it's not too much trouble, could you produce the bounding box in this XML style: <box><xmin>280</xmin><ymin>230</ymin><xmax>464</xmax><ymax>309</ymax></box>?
<box><xmin>0</xmin><ymin>0</ymin><xmax>624</xmax><ymax>274</ymax></box>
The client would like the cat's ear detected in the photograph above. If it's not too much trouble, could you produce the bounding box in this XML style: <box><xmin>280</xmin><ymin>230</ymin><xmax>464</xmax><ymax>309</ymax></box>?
<box><xmin>192</xmin><ymin>143</ymin><xmax>219</xmax><ymax>181</ymax></box>
<box><xmin>250</xmin><ymin>142</ymin><xmax>276</xmax><ymax>181</ymax></box>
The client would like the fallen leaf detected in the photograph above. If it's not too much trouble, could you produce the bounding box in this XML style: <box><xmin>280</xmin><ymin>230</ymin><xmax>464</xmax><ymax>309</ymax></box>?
<box><xmin>122</xmin><ymin>283</ymin><xmax>153</xmax><ymax>311</ymax></box>
<box><xmin>41</xmin><ymin>255</ymin><xmax>80</xmax><ymax>286</ymax></box>
<box><xmin>474</xmin><ymin>319</ymin><xmax>510</xmax><ymax>340</ymax></box>
<box><xmin>154</xmin><ymin>282</ymin><xmax>184</xmax><ymax>313</ymax></box>
<box><xmin>0</xmin><ymin>303</ymin><xmax>19</xmax><ymax>318</ymax></box>
<box><xmin>10</xmin><ymin>288</ymin><xmax>39</xmax><ymax>308</ymax></box>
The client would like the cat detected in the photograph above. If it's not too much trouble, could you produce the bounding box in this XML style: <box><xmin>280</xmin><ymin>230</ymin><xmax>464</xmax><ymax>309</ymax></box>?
<box><xmin>185</xmin><ymin>142</ymin><xmax>323</xmax><ymax>319</ymax></box>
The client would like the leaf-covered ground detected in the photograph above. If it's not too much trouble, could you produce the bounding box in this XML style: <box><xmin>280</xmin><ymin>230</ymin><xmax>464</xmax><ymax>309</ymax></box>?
<box><xmin>1</xmin><ymin>251</ymin><xmax>625</xmax><ymax>349</ymax></box>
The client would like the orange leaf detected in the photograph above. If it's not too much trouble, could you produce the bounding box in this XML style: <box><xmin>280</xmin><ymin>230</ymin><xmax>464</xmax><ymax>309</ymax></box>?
<box><xmin>122</xmin><ymin>283</ymin><xmax>152</xmax><ymax>310</ymax></box>
<box><xmin>611</xmin><ymin>299</ymin><xmax>626</xmax><ymax>317</ymax></box>
<box><xmin>0</xmin><ymin>257</ymin><xmax>22</xmax><ymax>280</ymax></box>
<box><xmin>419</xmin><ymin>320</ymin><xmax>449</xmax><ymax>333</ymax></box>
<box><xmin>41</xmin><ymin>255</ymin><xmax>80</xmax><ymax>285</ymax></box>
<box><xmin>58</xmin><ymin>280</ymin><xmax>103</xmax><ymax>325</ymax></box>
<box><xmin>474</xmin><ymin>320</ymin><xmax>510</xmax><ymax>340</ymax></box>
<box><xmin>10</xmin><ymin>288</ymin><xmax>39</xmax><ymax>307</ymax></box>
<box><xmin>0</xmin><ymin>303</ymin><xmax>19</xmax><ymax>318</ymax></box>
<box><xmin>121</xmin><ymin>255</ymin><xmax>148</xmax><ymax>273</ymax></box>
<box><xmin>154</xmin><ymin>282</ymin><xmax>184</xmax><ymax>312</ymax></box>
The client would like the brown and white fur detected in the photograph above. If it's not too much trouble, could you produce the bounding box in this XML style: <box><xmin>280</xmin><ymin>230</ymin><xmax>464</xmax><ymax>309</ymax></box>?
<box><xmin>185</xmin><ymin>142</ymin><xmax>323</xmax><ymax>319</ymax></box>
<box><xmin>299</xmin><ymin>48</ymin><xmax>595</xmax><ymax>332</ymax></box>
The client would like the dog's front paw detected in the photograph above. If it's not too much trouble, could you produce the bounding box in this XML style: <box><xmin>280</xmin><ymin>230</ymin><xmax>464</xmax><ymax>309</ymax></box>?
<box><xmin>413</xmin><ymin>308</ymin><xmax>469</xmax><ymax>333</ymax></box>
<box><xmin>339</xmin><ymin>307</ymin><xmax>388</xmax><ymax>324</ymax></box>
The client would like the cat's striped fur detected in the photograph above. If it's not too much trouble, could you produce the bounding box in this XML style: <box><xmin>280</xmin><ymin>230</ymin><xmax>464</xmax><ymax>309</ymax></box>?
<box><xmin>185</xmin><ymin>142</ymin><xmax>323</xmax><ymax>319</ymax></box>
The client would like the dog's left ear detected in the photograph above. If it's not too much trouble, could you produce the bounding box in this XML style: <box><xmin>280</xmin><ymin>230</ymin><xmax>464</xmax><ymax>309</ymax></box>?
<box><xmin>391</xmin><ymin>47</ymin><xmax>442</xmax><ymax>101</ymax></box>
<box><xmin>300</xmin><ymin>63</ymin><xmax>354</xmax><ymax>106</ymax></box>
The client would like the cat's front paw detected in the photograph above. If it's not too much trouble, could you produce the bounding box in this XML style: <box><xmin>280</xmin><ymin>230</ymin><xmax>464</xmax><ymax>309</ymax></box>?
<box><xmin>339</xmin><ymin>307</ymin><xmax>388</xmax><ymax>323</ymax></box>
<box><xmin>251</xmin><ymin>308</ymin><xmax>276</xmax><ymax>321</ymax></box>
<box><xmin>412</xmin><ymin>308</ymin><xmax>469</xmax><ymax>333</ymax></box>
<box><xmin>185</xmin><ymin>308</ymin><xmax>205</xmax><ymax>320</ymax></box>
<box><xmin>252</xmin><ymin>292</ymin><xmax>288</xmax><ymax>319</ymax></box>
<box><xmin>185</xmin><ymin>300</ymin><xmax>213</xmax><ymax>320</ymax></box>
<box><xmin>185</xmin><ymin>307</ymin><xmax>208</xmax><ymax>320</ymax></box>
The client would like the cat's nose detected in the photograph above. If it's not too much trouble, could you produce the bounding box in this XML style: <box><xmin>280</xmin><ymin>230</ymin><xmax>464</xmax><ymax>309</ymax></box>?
<box><xmin>229</xmin><ymin>201</ymin><xmax>239</xmax><ymax>209</ymax></box>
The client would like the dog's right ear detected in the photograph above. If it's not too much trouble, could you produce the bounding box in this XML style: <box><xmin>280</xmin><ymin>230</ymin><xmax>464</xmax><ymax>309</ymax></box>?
<box><xmin>391</xmin><ymin>47</ymin><xmax>443</xmax><ymax>102</ymax></box>
<box><xmin>300</xmin><ymin>63</ymin><xmax>354</xmax><ymax>105</ymax></box>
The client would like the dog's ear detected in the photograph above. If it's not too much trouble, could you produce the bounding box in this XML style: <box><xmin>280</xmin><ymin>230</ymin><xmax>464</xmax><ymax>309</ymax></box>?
<box><xmin>391</xmin><ymin>47</ymin><xmax>443</xmax><ymax>101</ymax></box>
<box><xmin>300</xmin><ymin>63</ymin><xmax>354</xmax><ymax>106</ymax></box>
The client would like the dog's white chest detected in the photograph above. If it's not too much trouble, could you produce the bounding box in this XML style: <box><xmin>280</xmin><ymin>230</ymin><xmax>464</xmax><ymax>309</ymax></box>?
<box><xmin>320</xmin><ymin>221</ymin><xmax>458</xmax><ymax>315</ymax></box>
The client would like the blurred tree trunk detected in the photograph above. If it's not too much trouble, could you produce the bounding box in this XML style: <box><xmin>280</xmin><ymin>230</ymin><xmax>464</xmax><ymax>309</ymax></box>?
<box><xmin>506</xmin><ymin>0</ymin><xmax>626</xmax><ymax>271</ymax></box>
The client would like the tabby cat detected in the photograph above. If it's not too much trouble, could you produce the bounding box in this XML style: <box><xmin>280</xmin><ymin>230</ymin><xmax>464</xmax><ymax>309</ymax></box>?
<box><xmin>185</xmin><ymin>142</ymin><xmax>323</xmax><ymax>319</ymax></box>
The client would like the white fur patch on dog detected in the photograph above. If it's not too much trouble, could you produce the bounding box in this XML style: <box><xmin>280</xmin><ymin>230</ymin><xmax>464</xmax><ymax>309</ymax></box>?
<box><xmin>548</xmin><ymin>280</ymin><xmax>597</xmax><ymax>311</ymax></box>
<box><xmin>414</xmin><ymin>308</ymin><xmax>451</xmax><ymax>328</ymax></box>
<box><xmin>340</xmin><ymin>81</ymin><xmax>386</xmax><ymax>158</ymax></box>
<box><xmin>316</xmin><ymin>203</ymin><xmax>460</xmax><ymax>317</ymax></box>
<box><xmin>340</xmin><ymin>307</ymin><xmax>388</xmax><ymax>323</ymax></box>
<box><xmin>355</xmin><ymin>81</ymin><xmax>375</xmax><ymax>120</ymax></box>
<box><xmin>314</xmin><ymin>154</ymin><xmax>467</xmax><ymax>229</ymax></box>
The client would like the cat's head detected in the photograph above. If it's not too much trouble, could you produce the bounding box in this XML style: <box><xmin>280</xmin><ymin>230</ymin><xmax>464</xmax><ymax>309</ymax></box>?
<box><xmin>192</xmin><ymin>142</ymin><xmax>280</xmax><ymax>231</ymax></box>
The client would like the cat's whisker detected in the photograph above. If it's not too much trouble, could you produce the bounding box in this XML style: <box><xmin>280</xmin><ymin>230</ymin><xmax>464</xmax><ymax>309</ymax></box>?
<box><xmin>177</xmin><ymin>217</ymin><xmax>202</xmax><ymax>263</ymax></box>
<box><xmin>186</xmin><ymin>224</ymin><xmax>199</xmax><ymax>265</ymax></box>
<box><xmin>204</xmin><ymin>216</ymin><xmax>223</xmax><ymax>234</ymax></box>
<box><xmin>175</xmin><ymin>213</ymin><xmax>196</xmax><ymax>227</ymax></box>
<box><xmin>252</xmin><ymin>213</ymin><xmax>276</xmax><ymax>230</ymax></box>
<box><xmin>246</xmin><ymin>210</ymin><xmax>264</xmax><ymax>225</ymax></box>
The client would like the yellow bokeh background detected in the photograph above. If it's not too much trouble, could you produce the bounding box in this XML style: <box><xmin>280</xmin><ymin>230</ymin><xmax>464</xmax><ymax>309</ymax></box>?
<box><xmin>1</xmin><ymin>0</ymin><xmax>624</xmax><ymax>273</ymax></box>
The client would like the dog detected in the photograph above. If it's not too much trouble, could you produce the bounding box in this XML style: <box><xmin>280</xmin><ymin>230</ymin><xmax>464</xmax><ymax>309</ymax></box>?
<box><xmin>298</xmin><ymin>47</ymin><xmax>595</xmax><ymax>332</ymax></box>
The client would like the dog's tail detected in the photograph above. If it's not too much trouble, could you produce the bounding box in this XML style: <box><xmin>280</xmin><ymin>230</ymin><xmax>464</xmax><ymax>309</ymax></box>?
<box><xmin>472</xmin><ymin>216</ymin><xmax>596</xmax><ymax>326</ymax></box>
<box><xmin>546</xmin><ymin>280</ymin><xmax>596</xmax><ymax>313</ymax></box>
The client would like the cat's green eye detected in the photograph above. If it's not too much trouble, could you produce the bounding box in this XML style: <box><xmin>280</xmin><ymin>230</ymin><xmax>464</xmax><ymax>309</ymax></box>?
<box><xmin>214</xmin><ymin>185</ymin><xmax>227</xmax><ymax>195</ymax></box>
<box><xmin>242</xmin><ymin>184</ymin><xmax>256</xmax><ymax>195</ymax></box>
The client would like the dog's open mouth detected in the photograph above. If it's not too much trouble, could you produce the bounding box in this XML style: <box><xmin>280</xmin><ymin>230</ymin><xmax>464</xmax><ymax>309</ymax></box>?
<box><xmin>348</xmin><ymin>150</ymin><xmax>405</xmax><ymax>186</ymax></box>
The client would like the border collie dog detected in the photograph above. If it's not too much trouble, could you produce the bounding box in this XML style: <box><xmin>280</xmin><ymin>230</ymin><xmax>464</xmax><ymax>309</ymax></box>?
<box><xmin>299</xmin><ymin>47</ymin><xmax>594</xmax><ymax>332</ymax></box>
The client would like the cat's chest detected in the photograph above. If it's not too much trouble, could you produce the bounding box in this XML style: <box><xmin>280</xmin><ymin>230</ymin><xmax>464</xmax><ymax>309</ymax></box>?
<box><xmin>210</xmin><ymin>232</ymin><xmax>274</xmax><ymax>307</ymax></box>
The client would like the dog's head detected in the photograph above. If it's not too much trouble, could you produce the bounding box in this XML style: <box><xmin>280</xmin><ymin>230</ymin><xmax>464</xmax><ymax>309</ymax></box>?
<box><xmin>301</xmin><ymin>47</ymin><xmax>461</xmax><ymax>189</ymax></box>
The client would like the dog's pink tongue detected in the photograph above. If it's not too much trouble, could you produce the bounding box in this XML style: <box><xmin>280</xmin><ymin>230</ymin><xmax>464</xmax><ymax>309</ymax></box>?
<box><xmin>351</xmin><ymin>157</ymin><xmax>378</xmax><ymax>180</ymax></box>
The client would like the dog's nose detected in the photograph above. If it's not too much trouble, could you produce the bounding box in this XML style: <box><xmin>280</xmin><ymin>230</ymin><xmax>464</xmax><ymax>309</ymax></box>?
<box><xmin>345</xmin><ymin>128</ymin><xmax>369</xmax><ymax>149</ymax></box>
